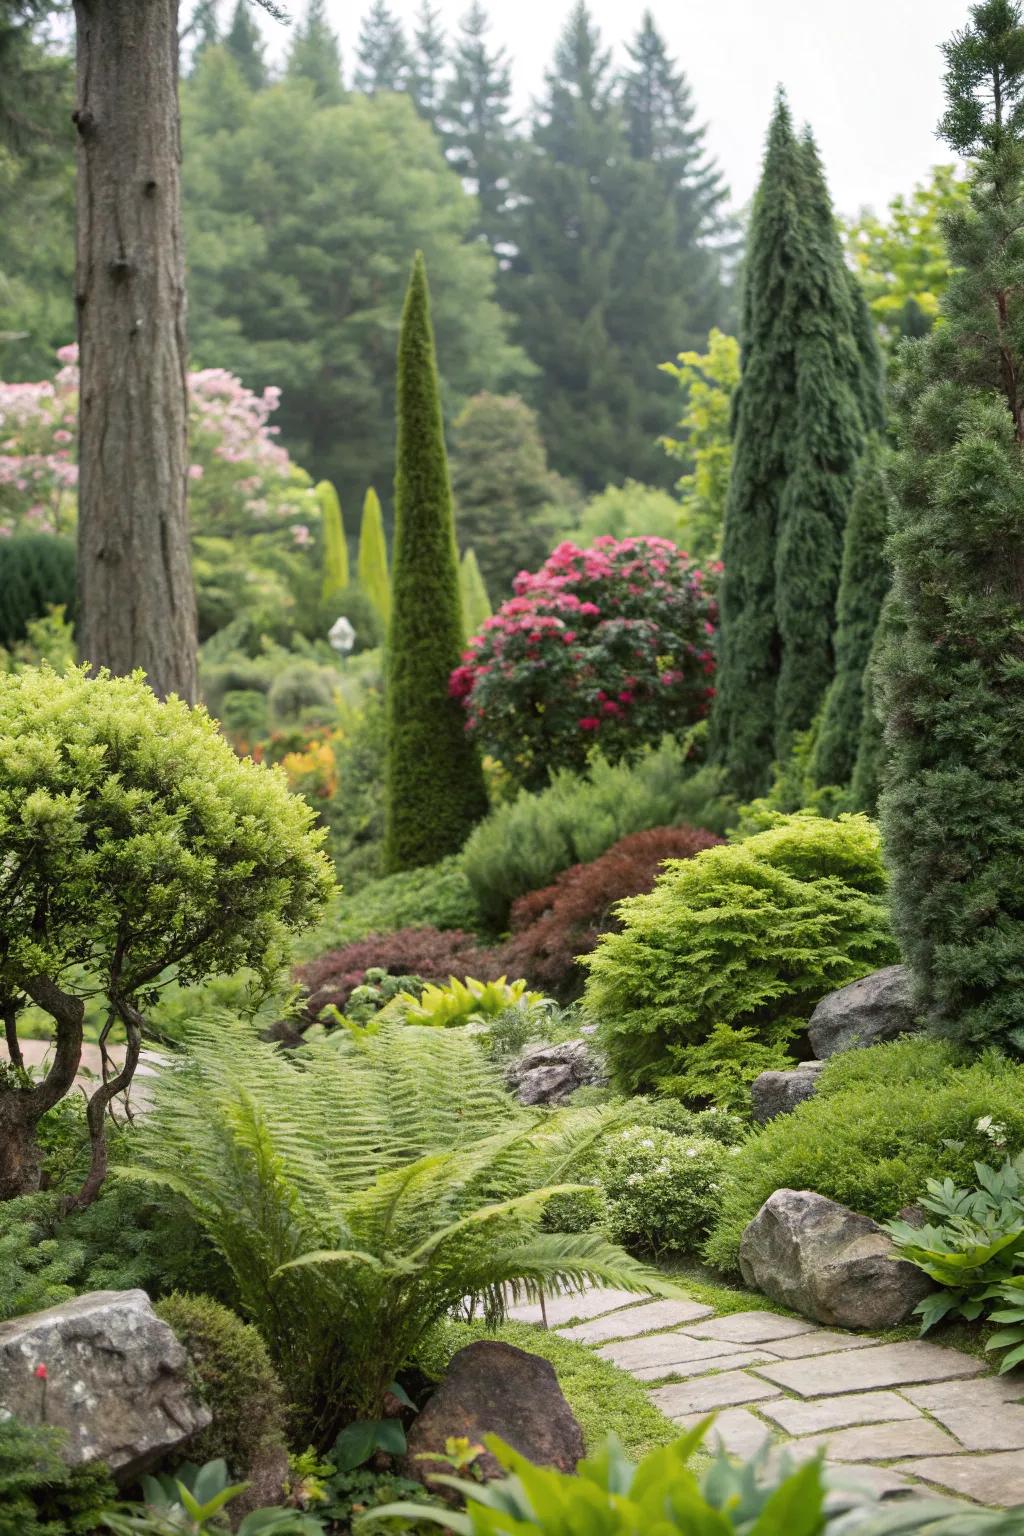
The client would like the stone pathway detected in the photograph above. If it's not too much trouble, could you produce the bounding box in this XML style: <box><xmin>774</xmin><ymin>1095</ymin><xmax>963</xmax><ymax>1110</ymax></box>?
<box><xmin>507</xmin><ymin>1286</ymin><xmax>1024</xmax><ymax>1509</ymax></box>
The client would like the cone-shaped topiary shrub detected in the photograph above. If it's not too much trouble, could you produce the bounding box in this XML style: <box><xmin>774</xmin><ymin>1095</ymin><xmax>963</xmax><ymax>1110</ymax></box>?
<box><xmin>357</xmin><ymin>486</ymin><xmax>390</xmax><ymax>626</ymax></box>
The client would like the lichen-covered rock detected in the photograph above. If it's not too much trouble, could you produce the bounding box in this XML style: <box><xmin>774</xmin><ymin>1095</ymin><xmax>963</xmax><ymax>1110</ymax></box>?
<box><xmin>739</xmin><ymin>1190</ymin><xmax>932</xmax><ymax>1330</ymax></box>
<box><xmin>505</xmin><ymin>1039</ymin><xmax>606</xmax><ymax>1106</ymax></box>
<box><xmin>808</xmin><ymin>965</ymin><xmax>918</xmax><ymax>1059</ymax></box>
<box><xmin>405</xmin><ymin>1340</ymin><xmax>584</xmax><ymax>1492</ymax></box>
<box><xmin>750</xmin><ymin>1061</ymin><xmax>826</xmax><ymax>1122</ymax></box>
<box><xmin>0</xmin><ymin>1290</ymin><xmax>210</xmax><ymax>1483</ymax></box>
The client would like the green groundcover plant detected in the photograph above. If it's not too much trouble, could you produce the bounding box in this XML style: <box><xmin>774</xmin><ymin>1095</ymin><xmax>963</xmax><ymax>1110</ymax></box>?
<box><xmin>704</xmin><ymin>1038</ymin><xmax>1024</xmax><ymax>1274</ymax></box>
<box><xmin>585</xmin><ymin>813</ymin><xmax>896</xmax><ymax>1092</ymax></box>
<box><xmin>123</xmin><ymin>1017</ymin><xmax>677</xmax><ymax>1445</ymax></box>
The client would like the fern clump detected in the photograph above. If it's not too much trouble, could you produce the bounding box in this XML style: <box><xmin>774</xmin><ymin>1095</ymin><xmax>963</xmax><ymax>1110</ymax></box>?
<box><xmin>584</xmin><ymin>813</ymin><xmax>897</xmax><ymax>1092</ymax></box>
<box><xmin>124</xmin><ymin>1017</ymin><xmax>678</xmax><ymax>1445</ymax></box>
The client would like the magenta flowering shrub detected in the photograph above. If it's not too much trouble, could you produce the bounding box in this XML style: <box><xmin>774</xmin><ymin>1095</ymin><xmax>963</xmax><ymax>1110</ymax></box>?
<box><xmin>451</xmin><ymin>536</ymin><xmax>719</xmax><ymax>788</ymax></box>
<box><xmin>0</xmin><ymin>346</ymin><xmax>80</xmax><ymax>537</ymax></box>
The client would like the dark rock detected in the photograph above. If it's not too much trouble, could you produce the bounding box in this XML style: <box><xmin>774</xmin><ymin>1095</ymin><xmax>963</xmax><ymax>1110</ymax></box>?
<box><xmin>0</xmin><ymin>1291</ymin><xmax>210</xmax><ymax>1483</ymax></box>
<box><xmin>505</xmin><ymin>1039</ymin><xmax>606</xmax><ymax>1106</ymax></box>
<box><xmin>750</xmin><ymin>1062</ymin><xmax>826</xmax><ymax>1122</ymax></box>
<box><xmin>404</xmin><ymin>1340</ymin><xmax>585</xmax><ymax>1492</ymax></box>
<box><xmin>739</xmin><ymin>1190</ymin><xmax>932</xmax><ymax>1330</ymax></box>
<box><xmin>808</xmin><ymin>965</ymin><xmax>919</xmax><ymax>1059</ymax></box>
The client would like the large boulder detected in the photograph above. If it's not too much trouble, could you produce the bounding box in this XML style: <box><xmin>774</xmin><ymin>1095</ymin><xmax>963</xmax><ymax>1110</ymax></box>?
<box><xmin>739</xmin><ymin>1190</ymin><xmax>932</xmax><ymax>1330</ymax></box>
<box><xmin>0</xmin><ymin>1290</ymin><xmax>211</xmax><ymax>1483</ymax></box>
<box><xmin>404</xmin><ymin>1340</ymin><xmax>584</xmax><ymax>1490</ymax></box>
<box><xmin>808</xmin><ymin>965</ymin><xmax>918</xmax><ymax>1059</ymax></box>
<box><xmin>505</xmin><ymin>1038</ymin><xmax>606</xmax><ymax>1106</ymax></box>
<box><xmin>750</xmin><ymin>1061</ymin><xmax>826</xmax><ymax>1123</ymax></box>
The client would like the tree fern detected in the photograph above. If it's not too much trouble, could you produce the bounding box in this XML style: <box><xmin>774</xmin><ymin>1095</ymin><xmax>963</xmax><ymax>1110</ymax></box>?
<box><xmin>122</xmin><ymin>1019</ymin><xmax>676</xmax><ymax>1443</ymax></box>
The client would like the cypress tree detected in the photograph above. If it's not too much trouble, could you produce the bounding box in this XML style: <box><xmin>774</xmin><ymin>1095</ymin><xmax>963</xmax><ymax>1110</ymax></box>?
<box><xmin>224</xmin><ymin>0</ymin><xmax>266</xmax><ymax>90</ymax></box>
<box><xmin>354</xmin><ymin>0</ymin><xmax>410</xmax><ymax>94</ymax></box>
<box><xmin>317</xmin><ymin>480</ymin><xmax>349</xmax><ymax>600</ymax></box>
<box><xmin>385</xmin><ymin>254</ymin><xmax>488</xmax><ymax>871</ymax></box>
<box><xmin>357</xmin><ymin>486</ymin><xmax>390</xmax><ymax>626</ymax></box>
<box><xmin>460</xmin><ymin>547</ymin><xmax>492</xmax><ymax>640</ymax></box>
<box><xmin>773</xmin><ymin>131</ymin><xmax>874</xmax><ymax>758</ymax></box>
<box><xmin>811</xmin><ymin>436</ymin><xmax>892</xmax><ymax>789</ymax></box>
<box><xmin>287</xmin><ymin>0</ymin><xmax>345</xmax><ymax>104</ymax></box>
<box><xmin>710</xmin><ymin>95</ymin><xmax>802</xmax><ymax>800</ymax></box>
<box><xmin>879</xmin><ymin>0</ymin><xmax>1024</xmax><ymax>1053</ymax></box>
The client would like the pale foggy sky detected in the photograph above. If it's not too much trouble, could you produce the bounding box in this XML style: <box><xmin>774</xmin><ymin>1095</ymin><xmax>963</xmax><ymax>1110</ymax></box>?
<box><xmin>255</xmin><ymin>0</ymin><xmax>971</xmax><ymax>220</ymax></box>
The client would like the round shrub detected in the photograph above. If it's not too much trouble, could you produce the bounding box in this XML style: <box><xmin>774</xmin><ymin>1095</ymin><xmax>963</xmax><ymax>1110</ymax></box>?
<box><xmin>500</xmin><ymin>824</ymin><xmax>722</xmax><ymax>1000</ymax></box>
<box><xmin>268</xmin><ymin>660</ymin><xmax>338</xmax><ymax>725</ymax></box>
<box><xmin>450</xmin><ymin>537</ymin><xmax>718</xmax><ymax>789</ymax></box>
<box><xmin>703</xmin><ymin>1037</ymin><xmax>1024</xmax><ymax>1274</ymax></box>
<box><xmin>601</xmin><ymin>1125</ymin><xmax>726</xmax><ymax>1257</ymax></box>
<box><xmin>155</xmin><ymin>1292</ymin><xmax>288</xmax><ymax>1479</ymax></box>
<box><xmin>584</xmin><ymin>813</ymin><xmax>897</xmax><ymax>1092</ymax></box>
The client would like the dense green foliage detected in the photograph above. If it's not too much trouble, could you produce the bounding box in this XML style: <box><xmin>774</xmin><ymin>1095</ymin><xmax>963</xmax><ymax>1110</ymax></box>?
<box><xmin>449</xmin><ymin>392</ymin><xmax>565</xmax><ymax>598</ymax></box>
<box><xmin>0</xmin><ymin>1418</ymin><xmax>114</xmax><ymax>1536</ymax></box>
<box><xmin>357</xmin><ymin>487</ymin><xmax>391</xmax><ymax>627</ymax></box>
<box><xmin>811</xmin><ymin>436</ymin><xmax>893</xmax><ymax>790</ymax></box>
<box><xmin>317</xmin><ymin>480</ymin><xmax>348</xmax><ymax>601</ymax></box>
<box><xmin>439</xmin><ymin>1</ymin><xmax>516</xmax><ymax>255</ymax></box>
<box><xmin>459</xmin><ymin>547</ymin><xmax>492</xmax><ymax>640</ymax></box>
<box><xmin>585</xmin><ymin>814</ymin><xmax>897</xmax><ymax>1091</ymax></box>
<box><xmin>128</xmin><ymin>1018</ymin><xmax>676</xmax><ymax>1443</ymax></box>
<box><xmin>385</xmin><ymin>255</ymin><xmax>488</xmax><ymax>870</ymax></box>
<box><xmin>313</xmin><ymin>856</ymin><xmax>482</xmax><ymax>948</ymax></box>
<box><xmin>659</xmin><ymin>328</ymin><xmax>740</xmax><ymax>559</ymax></box>
<box><xmin>0</xmin><ymin>533</ymin><xmax>75</xmax><ymax>645</ymax></box>
<box><xmin>462</xmin><ymin>741</ymin><xmax>734</xmax><ymax>928</ymax></box>
<box><xmin>879</xmin><ymin>0</ymin><xmax>1024</xmax><ymax>1054</ymax></box>
<box><xmin>704</xmin><ymin>1038</ymin><xmax>1024</xmax><ymax>1272</ymax></box>
<box><xmin>0</xmin><ymin>1192</ymin><xmax>81</xmax><ymax>1321</ymax></box>
<box><xmin>154</xmin><ymin>1292</ymin><xmax>289</xmax><ymax>1480</ymax></box>
<box><xmin>711</xmin><ymin>96</ymin><xmax>881</xmax><ymax>799</ymax></box>
<box><xmin>600</xmin><ymin>1124</ymin><xmax>726</xmax><ymax>1256</ymax></box>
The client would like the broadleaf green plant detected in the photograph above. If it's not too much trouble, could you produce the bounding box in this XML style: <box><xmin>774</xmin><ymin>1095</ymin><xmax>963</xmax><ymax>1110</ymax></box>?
<box><xmin>123</xmin><ymin>1018</ymin><xmax>678</xmax><ymax>1444</ymax></box>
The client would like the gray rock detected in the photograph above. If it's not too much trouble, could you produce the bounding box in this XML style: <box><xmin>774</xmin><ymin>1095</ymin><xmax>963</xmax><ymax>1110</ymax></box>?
<box><xmin>405</xmin><ymin>1340</ymin><xmax>584</xmax><ymax>1492</ymax></box>
<box><xmin>505</xmin><ymin>1038</ymin><xmax>606</xmax><ymax>1106</ymax></box>
<box><xmin>738</xmin><ymin>1190</ymin><xmax>932</xmax><ymax>1330</ymax></box>
<box><xmin>750</xmin><ymin>1061</ymin><xmax>826</xmax><ymax>1122</ymax></box>
<box><xmin>808</xmin><ymin>965</ymin><xmax>918</xmax><ymax>1059</ymax></box>
<box><xmin>0</xmin><ymin>1290</ymin><xmax>211</xmax><ymax>1483</ymax></box>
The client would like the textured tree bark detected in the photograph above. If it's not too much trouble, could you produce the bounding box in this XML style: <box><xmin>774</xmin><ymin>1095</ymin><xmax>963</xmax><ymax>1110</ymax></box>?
<box><xmin>73</xmin><ymin>0</ymin><xmax>198</xmax><ymax>702</ymax></box>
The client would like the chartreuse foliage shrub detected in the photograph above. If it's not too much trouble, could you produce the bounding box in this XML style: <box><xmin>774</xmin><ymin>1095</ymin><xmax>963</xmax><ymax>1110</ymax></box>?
<box><xmin>705</xmin><ymin>1038</ymin><xmax>1024</xmax><ymax>1274</ymax></box>
<box><xmin>0</xmin><ymin>1418</ymin><xmax>115</xmax><ymax>1535</ymax></box>
<box><xmin>585</xmin><ymin>814</ymin><xmax>896</xmax><ymax>1092</ymax></box>
<box><xmin>0</xmin><ymin>666</ymin><xmax>333</xmax><ymax>1204</ymax></box>
<box><xmin>462</xmin><ymin>739</ymin><xmax>735</xmax><ymax>929</ymax></box>
<box><xmin>317</xmin><ymin>479</ymin><xmax>349</xmax><ymax>600</ymax></box>
<box><xmin>878</xmin><ymin>4</ymin><xmax>1024</xmax><ymax>1055</ymax></box>
<box><xmin>385</xmin><ymin>253</ymin><xmax>487</xmax><ymax>870</ymax></box>
<box><xmin>357</xmin><ymin>487</ymin><xmax>390</xmax><ymax>627</ymax></box>
<box><xmin>125</xmin><ymin>1018</ymin><xmax>678</xmax><ymax>1445</ymax></box>
<box><xmin>367</xmin><ymin>1423</ymin><xmax>1010</xmax><ymax>1535</ymax></box>
<box><xmin>154</xmin><ymin>1293</ymin><xmax>288</xmax><ymax>1479</ymax></box>
<box><xmin>392</xmin><ymin>975</ymin><xmax>544</xmax><ymax>1029</ymax></box>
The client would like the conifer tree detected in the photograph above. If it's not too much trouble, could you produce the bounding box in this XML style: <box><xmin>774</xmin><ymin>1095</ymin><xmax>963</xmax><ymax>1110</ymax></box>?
<box><xmin>440</xmin><ymin>1</ymin><xmax>515</xmax><ymax>253</ymax></box>
<box><xmin>879</xmin><ymin>0</ymin><xmax>1024</xmax><ymax>1052</ymax></box>
<box><xmin>849</xmin><ymin>593</ymin><xmax>899</xmax><ymax>813</ymax></box>
<box><xmin>460</xmin><ymin>547</ymin><xmax>492</xmax><ymax>640</ymax></box>
<box><xmin>357</xmin><ymin>487</ymin><xmax>390</xmax><ymax>625</ymax></box>
<box><xmin>773</xmin><ymin>131</ymin><xmax>875</xmax><ymax>758</ymax></box>
<box><xmin>409</xmin><ymin>1</ymin><xmax>447</xmax><ymax>127</ymax></box>
<box><xmin>224</xmin><ymin>0</ymin><xmax>266</xmax><ymax>90</ymax></box>
<box><xmin>385</xmin><ymin>254</ymin><xmax>488</xmax><ymax>870</ymax></box>
<box><xmin>287</xmin><ymin>0</ymin><xmax>344</xmax><ymax>103</ymax></box>
<box><xmin>710</xmin><ymin>96</ymin><xmax>803</xmax><ymax>800</ymax></box>
<box><xmin>317</xmin><ymin>480</ymin><xmax>349</xmax><ymax>600</ymax></box>
<box><xmin>811</xmin><ymin>437</ymin><xmax>892</xmax><ymax>789</ymax></box>
<box><xmin>354</xmin><ymin>0</ymin><xmax>410</xmax><ymax>94</ymax></box>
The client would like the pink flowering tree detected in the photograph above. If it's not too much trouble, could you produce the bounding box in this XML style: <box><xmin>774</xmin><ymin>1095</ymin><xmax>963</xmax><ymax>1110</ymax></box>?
<box><xmin>451</xmin><ymin>536</ymin><xmax>719</xmax><ymax>789</ymax></box>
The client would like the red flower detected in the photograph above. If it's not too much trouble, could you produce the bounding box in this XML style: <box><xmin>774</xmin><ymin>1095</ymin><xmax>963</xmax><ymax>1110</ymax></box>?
<box><xmin>34</xmin><ymin>1364</ymin><xmax>47</xmax><ymax>1380</ymax></box>
<box><xmin>578</xmin><ymin>717</ymin><xmax>601</xmax><ymax>731</ymax></box>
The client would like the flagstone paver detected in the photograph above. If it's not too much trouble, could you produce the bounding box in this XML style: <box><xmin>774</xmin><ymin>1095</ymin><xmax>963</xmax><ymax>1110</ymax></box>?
<box><xmin>506</xmin><ymin>1287</ymin><xmax>645</xmax><ymax>1327</ymax></box>
<box><xmin>895</xmin><ymin>1453</ymin><xmax>1024</xmax><ymax>1505</ymax></box>
<box><xmin>760</xmin><ymin>1391</ymin><xmax>921</xmax><ymax>1436</ymax></box>
<box><xmin>633</xmin><ymin>1349</ymin><xmax>780</xmax><ymax>1383</ymax></box>
<box><xmin>685</xmin><ymin>1311</ymin><xmax>816</xmax><ymax>1344</ymax></box>
<box><xmin>557</xmin><ymin>1298</ymin><xmax>713</xmax><ymax>1343</ymax></box>
<box><xmin>649</xmin><ymin>1369</ymin><xmax>784</xmax><ymax>1415</ymax></box>
<box><xmin>517</xmin><ymin>1283</ymin><xmax>1024</xmax><ymax>1509</ymax></box>
<box><xmin>754</xmin><ymin>1341</ymin><xmax>986</xmax><ymax>1398</ymax></box>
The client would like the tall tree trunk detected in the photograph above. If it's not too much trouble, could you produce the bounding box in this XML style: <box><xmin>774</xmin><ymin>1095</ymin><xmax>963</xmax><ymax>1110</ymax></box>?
<box><xmin>73</xmin><ymin>0</ymin><xmax>198</xmax><ymax>702</ymax></box>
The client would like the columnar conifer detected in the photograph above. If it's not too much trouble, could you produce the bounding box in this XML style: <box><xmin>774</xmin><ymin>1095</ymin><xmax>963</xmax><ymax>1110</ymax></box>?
<box><xmin>317</xmin><ymin>480</ymin><xmax>349</xmax><ymax>600</ymax></box>
<box><xmin>357</xmin><ymin>487</ymin><xmax>390</xmax><ymax>625</ymax></box>
<box><xmin>879</xmin><ymin>0</ymin><xmax>1024</xmax><ymax>1052</ymax></box>
<box><xmin>384</xmin><ymin>254</ymin><xmax>488</xmax><ymax>870</ymax></box>
<box><xmin>460</xmin><ymin>547</ymin><xmax>492</xmax><ymax>640</ymax></box>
